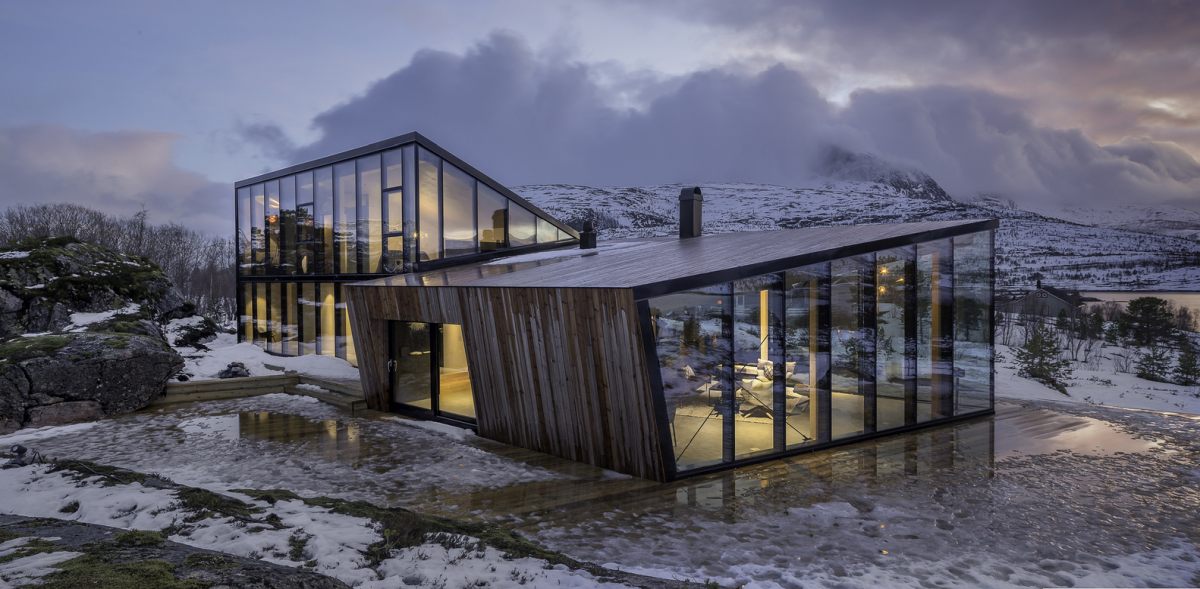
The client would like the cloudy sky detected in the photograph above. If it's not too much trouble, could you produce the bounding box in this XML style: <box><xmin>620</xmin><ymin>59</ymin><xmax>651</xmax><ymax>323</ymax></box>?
<box><xmin>1</xmin><ymin>0</ymin><xmax>1197</xmax><ymax>235</ymax></box>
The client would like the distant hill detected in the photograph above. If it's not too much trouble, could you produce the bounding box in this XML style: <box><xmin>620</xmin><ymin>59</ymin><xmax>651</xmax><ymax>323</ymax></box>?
<box><xmin>516</xmin><ymin>177</ymin><xmax>1200</xmax><ymax>292</ymax></box>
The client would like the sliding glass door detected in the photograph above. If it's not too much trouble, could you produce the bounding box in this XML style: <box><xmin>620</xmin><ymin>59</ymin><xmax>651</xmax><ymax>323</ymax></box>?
<box><xmin>389</xmin><ymin>321</ymin><xmax>476</xmax><ymax>423</ymax></box>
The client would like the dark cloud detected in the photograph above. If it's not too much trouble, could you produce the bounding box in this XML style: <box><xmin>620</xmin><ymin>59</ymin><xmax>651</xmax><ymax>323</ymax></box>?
<box><xmin>246</xmin><ymin>32</ymin><xmax>1200</xmax><ymax>208</ymax></box>
<box><xmin>624</xmin><ymin>0</ymin><xmax>1200</xmax><ymax>159</ymax></box>
<box><xmin>256</xmin><ymin>32</ymin><xmax>840</xmax><ymax>187</ymax></box>
<box><xmin>0</xmin><ymin>125</ymin><xmax>229</xmax><ymax>235</ymax></box>
<box><xmin>841</xmin><ymin>86</ymin><xmax>1200</xmax><ymax>203</ymax></box>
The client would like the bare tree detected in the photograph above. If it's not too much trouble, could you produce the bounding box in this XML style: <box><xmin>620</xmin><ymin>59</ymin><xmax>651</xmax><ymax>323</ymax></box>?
<box><xmin>0</xmin><ymin>203</ymin><xmax>236</xmax><ymax>324</ymax></box>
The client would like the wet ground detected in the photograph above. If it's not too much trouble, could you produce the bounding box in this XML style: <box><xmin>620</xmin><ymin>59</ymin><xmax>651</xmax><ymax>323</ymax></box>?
<box><xmin>12</xmin><ymin>394</ymin><xmax>1200</xmax><ymax>588</ymax></box>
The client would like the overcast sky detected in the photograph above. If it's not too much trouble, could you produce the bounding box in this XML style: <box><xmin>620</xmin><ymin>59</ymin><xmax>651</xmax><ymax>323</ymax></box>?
<box><xmin>1</xmin><ymin>0</ymin><xmax>1197</xmax><ymax>235</ymax></box>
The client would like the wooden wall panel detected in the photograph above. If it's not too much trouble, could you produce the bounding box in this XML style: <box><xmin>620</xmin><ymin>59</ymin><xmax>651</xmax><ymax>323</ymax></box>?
<box><xmin>345</xmin><ymin>284</ymin><xmax>667</xmax><ymax>480</ymax></box>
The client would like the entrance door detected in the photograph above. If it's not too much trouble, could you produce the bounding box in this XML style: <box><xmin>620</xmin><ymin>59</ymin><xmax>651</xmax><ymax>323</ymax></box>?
<box><xmin>389</xmin><ymin>321</ymin><xmax>476</xmax><ymax>423</ymax></box>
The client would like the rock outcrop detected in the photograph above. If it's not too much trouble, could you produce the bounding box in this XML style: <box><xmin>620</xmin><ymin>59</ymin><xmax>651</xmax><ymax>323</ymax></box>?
<box><xmin>0</xmin><ymin>238</ymin><xmax>189</xmax><ymax>433</ymax></box>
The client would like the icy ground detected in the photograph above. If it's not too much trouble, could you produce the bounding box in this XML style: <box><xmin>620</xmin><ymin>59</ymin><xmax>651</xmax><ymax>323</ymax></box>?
<box><xmin>2</xmin><ymin>392</ymin><xmax>1198</xmax><ymax>588</ymax></box>
<box><xmin>522</xmin><ymin>402</ymin><xmax>1200</xmax><ymax>588</ymax></box>
<box><xmin>0</xmin><ymin>394</ymin><xmax>559</xmax><ymax>508</ymax></box>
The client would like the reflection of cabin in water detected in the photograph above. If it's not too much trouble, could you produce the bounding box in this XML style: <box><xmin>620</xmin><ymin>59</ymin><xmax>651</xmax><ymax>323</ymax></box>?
<box><xmin>1001</xmin><ymin>281</ymin><xmax>1099</xmax><ymax>317</ymax></box>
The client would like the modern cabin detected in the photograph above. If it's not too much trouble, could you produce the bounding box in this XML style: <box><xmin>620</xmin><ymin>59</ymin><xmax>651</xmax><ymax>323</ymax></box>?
<box><xmin>234</xmin><ymin>132</ymin><xmax>578</xmax><ymax>364</ymax></box>
<box><xmin>236</xmin><ymin>133</ymin><xmax>997</xmax><ymax>481</ymax></box>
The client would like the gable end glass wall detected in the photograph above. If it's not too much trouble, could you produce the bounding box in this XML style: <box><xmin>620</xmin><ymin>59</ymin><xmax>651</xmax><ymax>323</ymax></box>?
<box><xmin>647</xmin><ymin>230</ymin><xmax>994</xmax><ymax>476</ymax></box>
<box><xmin>235</xmin><ymin>138</ymin><xmax>576</xmax><ymax>364</ymax></box>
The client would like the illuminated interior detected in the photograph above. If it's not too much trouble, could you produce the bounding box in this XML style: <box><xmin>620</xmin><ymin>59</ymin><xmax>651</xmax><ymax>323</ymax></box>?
<box><xmin>235</xmin><ymin>135</ymin><xmax>576</xmax><ymax>367</ymax></box>
<box><xmin>649</xmin><ymin>231</ymin><xmax>993</xmax><ymax>475</ymax></box>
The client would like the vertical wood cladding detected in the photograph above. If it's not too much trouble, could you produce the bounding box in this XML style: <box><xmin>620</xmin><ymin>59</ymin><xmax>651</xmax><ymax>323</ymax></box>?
<box><xmin>345</xmin><ymin>284</ymin><xmax>667</xmax><ymax>481</ymax></box>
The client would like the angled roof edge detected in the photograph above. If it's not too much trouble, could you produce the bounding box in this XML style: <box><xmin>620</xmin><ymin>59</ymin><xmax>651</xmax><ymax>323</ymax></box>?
<box><xmin>629</xmin><ymin>218</ymin><xmax>997</xmax><ymax>299</ymax></box>
<box><xmin>350</xmin><ymin>218</ymin><xmax>998</xmax><ymax>293</ymax></box>
<box><xmin>233</xmin><ymin>131</ymin><xmax>579</xmax><ymax>239</ymax></box>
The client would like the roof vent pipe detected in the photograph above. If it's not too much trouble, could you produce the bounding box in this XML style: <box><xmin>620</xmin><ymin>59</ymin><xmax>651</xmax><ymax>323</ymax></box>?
<box><xmin>579</xmin><ymin>220</ymin><xmax>597</xmax><ymax>249</ymax></box>
<box><xmin>679</xmin><ymin>187</ymin><xmax>703</xmax><ymax>239</ymax></box>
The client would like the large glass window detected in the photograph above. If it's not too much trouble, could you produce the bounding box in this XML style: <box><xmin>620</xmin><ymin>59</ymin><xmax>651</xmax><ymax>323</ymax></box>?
<box><xmin>509</xmin><ymin>204</ymin><xmax>536</xmax><ymax>247</ymax></box>
<box><xmin>439</xmin><ymin>323</ymin><xmax>475</xmax><ymax>420</ymax></box>
<box><xmin>335</xmin><ymin>162</ymin><xmax>357</xmax><ymax>273</ymax></box>
<box><xmin>357</xmin><ymin>155</ymin><xmax>382</xmax><ymax>273</ymax></box>
<box><xmin>315</xmin><ymin>167</ymin><xmax>334</xmax><ymax>274</ymax></box>
<box><xmin>733</xmin><ymin>274</ymin><xmax>783</xmax><ymax>459</ymax></box>
<box><xmin>265</xmin><ymin>180</ymin><xmax>280</xmax><ymax>273</ymax></box>
<box><xmin>254</xmin><ymin>282</ymin><xmax>267</xmax><ymax>345</ymax></box>
<box><xmin>536</xmin><ymin>217</ymin><xmax>556</xmax><ymax>244</ymax></box>
<box><xmin>918</xmin><ymin>240</ymin><xmax>954</xmax><ymax>421</ymax></box>
<box><xmin>442</xmin><ymin>163</ymin><xmax>477</xmax><ymax>257</ymax></box>
<box><xmin>383</xmin><ymin>149</ymin><xmax>403</xmax><ymax>190</ymax></box>
<box><xmin>478</xmin><ymin>185</ymin><xmax>507</xmax><ymax>252</ymax></box>
<box><xmin>418</xmin><ymin>148</ymin><xmax>441</xmax><ymax>262</ymax></box>
<box><xmin>268</xmin><ymin>282</ymin><xmax>282</xmax><ymax>354</ymax></box>
<box><xmin>251</xmin><ymin>184</ymin><xmax>265</xmax><ymax>275</ymax></box>
<box><xmin>954</xmin><ymin>231</ymin><xmax>992</xmax><ymax>413</ymax></box>
<box><xmin>319</xmin><ymin>282</ymin><xmax>335</xmax><ymax>356</ymax></box>
<box><xmin>240</xmin><ymin>282</ymin><xmax>254</xmax><ymax>341</ymax></box>
<box><xmin>876</xmin><ymin>247</ymin><xmax>914</xmax><ymax>431</ymax></box>
<box><xmin>282</xmin><ymin>282</ymin><xmax>297</xmax><ymax>355</ymax></box>
<box><xmin>296</xmin><ymin>172</ymin><xmax>314</xmax><ymax>275</ymax></box>
<box><xmin>650</xmin><ymin>283</ymin><xmax>732</xmax><ymax>471</ymax></box>
<box><xmin>237</xmin><ymin>188</ymin><xmax>251</xmax><ymax>275</ymax></box>
<box><xmin>280</xmin><ymin>176</ymin><xmax>296</xmax><ymax>275</ymax></box>
<box><xmin>300</xmin><ymin>282</ymin><xmax>317</xmax><ymax>355</ymax></box>
<box><xmin>831</xmin><ymin>255</ymin><xmax>872</xmax><ymax>440</ymax></box>
<box><xmin>784</xmin><ymin>263</ymin><xmax>829</xmax><ymax>447</ymax></box>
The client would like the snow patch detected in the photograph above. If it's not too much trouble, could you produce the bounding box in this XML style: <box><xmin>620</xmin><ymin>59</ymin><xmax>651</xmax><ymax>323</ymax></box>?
<box><xmin>179</xmin><ymin>334</ymin><xmax>359</xmax><ymax>381</ymax></box>
<box><xmin>0</xmin><ymin>539</ymin><xmax>82</xmax><ymax>586</ymax></box>
<box><xmin>0</xmin><ymin>422</ymin><xmax>99</xmax><ymax>446</ymax></box>
<box><xmin>67</xmin><ymin>303</ymin><xmax>141</xmax><ymax>330</ymax></box>
<box><xmin>0</xmin><ymin>251</ymin><xmax>30</xmax><ymax>260</ymax></box>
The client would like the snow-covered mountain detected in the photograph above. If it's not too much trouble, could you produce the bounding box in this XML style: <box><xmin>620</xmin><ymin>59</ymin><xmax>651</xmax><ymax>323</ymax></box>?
<box><xmin>516</xmin><ymin>179</ymin><xmax>1200</xmax><ymax>293</ymax></box>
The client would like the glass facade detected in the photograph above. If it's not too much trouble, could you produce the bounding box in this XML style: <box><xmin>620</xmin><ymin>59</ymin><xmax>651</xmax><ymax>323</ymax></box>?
<box><xmin>649</xmin><ymin>230</ymin><xmax>994</xmax><ymax>475</ymax></box>
<box><xmin>235</xmin><ymin>136</ymin><xmax>576</xmax><ymax>366</ymax></box>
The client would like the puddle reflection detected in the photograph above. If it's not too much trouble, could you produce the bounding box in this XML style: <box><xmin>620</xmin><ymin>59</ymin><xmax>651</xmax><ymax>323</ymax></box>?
<box><xmin>178</xmin><ymin>412</ymin><xmax>364</xmax><ymax>463</ymax></box>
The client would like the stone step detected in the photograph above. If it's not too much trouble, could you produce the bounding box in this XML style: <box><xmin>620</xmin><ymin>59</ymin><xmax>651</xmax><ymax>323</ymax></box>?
<box><xmin>284</xmin><ymin>384</ymin><xmax>368</xmax><ymax>412</ymax></box>
<box><xmin>157</xmin><ymin>373</ymin><xmax>366</xmax><ymax>412</ymax></box>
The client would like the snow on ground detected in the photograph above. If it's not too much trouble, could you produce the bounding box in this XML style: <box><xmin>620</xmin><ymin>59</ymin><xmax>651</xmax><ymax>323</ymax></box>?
<box><xmin>0</xmin><ymin>464</ymin><xmax>631</xmax><ymax>588</ymax></box>
<box><xmin>19</xmin><ymin>394</ymin><xmax>560</xmax><ymax>508</ymax></box>
<box><xmin>0</xmin><ymin>538</ymin><xmax>82</xmax><ymax>586</ymax></box>
<box><xmin>0</xmin><ymin>250</ymin><xmax>30</xmax><ymax>260</ymax></box>
<box><xmin>996</xmin><ymin>343</ymin><xmax>1200</xmax><ymax>414</ymax></box>
<box><xmin>178</xmin><ymin>332</ymin><xmax>360</xmax><ymax>381</ymax></box>
<box><xmin>65</xmin><ymin>303</ymin><xmax>140</xmax><ymax>330</ymax></box>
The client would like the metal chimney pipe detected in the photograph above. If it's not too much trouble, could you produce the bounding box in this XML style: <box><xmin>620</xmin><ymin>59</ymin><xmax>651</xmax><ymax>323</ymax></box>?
<box><xmin>679</xmin><ymin>187</ymin><xmax>702</xmax><ymax>239</ymax></box>
<box><xmin>579</xmin><ymin>220</ymin><xmax>597</xmax><ymax>249</ymax></box>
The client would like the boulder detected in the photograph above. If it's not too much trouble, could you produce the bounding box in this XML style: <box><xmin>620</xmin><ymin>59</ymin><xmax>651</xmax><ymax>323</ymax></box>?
<box><xmin>0</xmin><ymin>237</ymin><xmax>191</xmax><ymax>338</ymax></box>
<box><xmin>218</xmin><ymin>362</ymin><xmax>251</xmax><ymax>379</ymax></box>
<box><xmin>0</xmin><ymin>331</ymin><xmax>183</xmax><ymax>432</ymax></box>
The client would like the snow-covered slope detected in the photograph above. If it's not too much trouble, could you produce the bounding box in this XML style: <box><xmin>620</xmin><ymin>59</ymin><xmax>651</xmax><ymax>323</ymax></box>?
<box><xmin>515</xmin><ymin>181</ymin><xmax>1200</xmax><ymax>292</ymax></box>
<box><xmin>1046</xmin><ymin>203</ymin><xmax>1200</xmax><ymax>241</ymax></box>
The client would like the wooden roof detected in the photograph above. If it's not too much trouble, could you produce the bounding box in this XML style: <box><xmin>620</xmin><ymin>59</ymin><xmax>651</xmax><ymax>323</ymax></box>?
<box><xmin>354</xmin><ymin>219</ymin><xmax>997</xmax><ymax>298</ymax></box>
